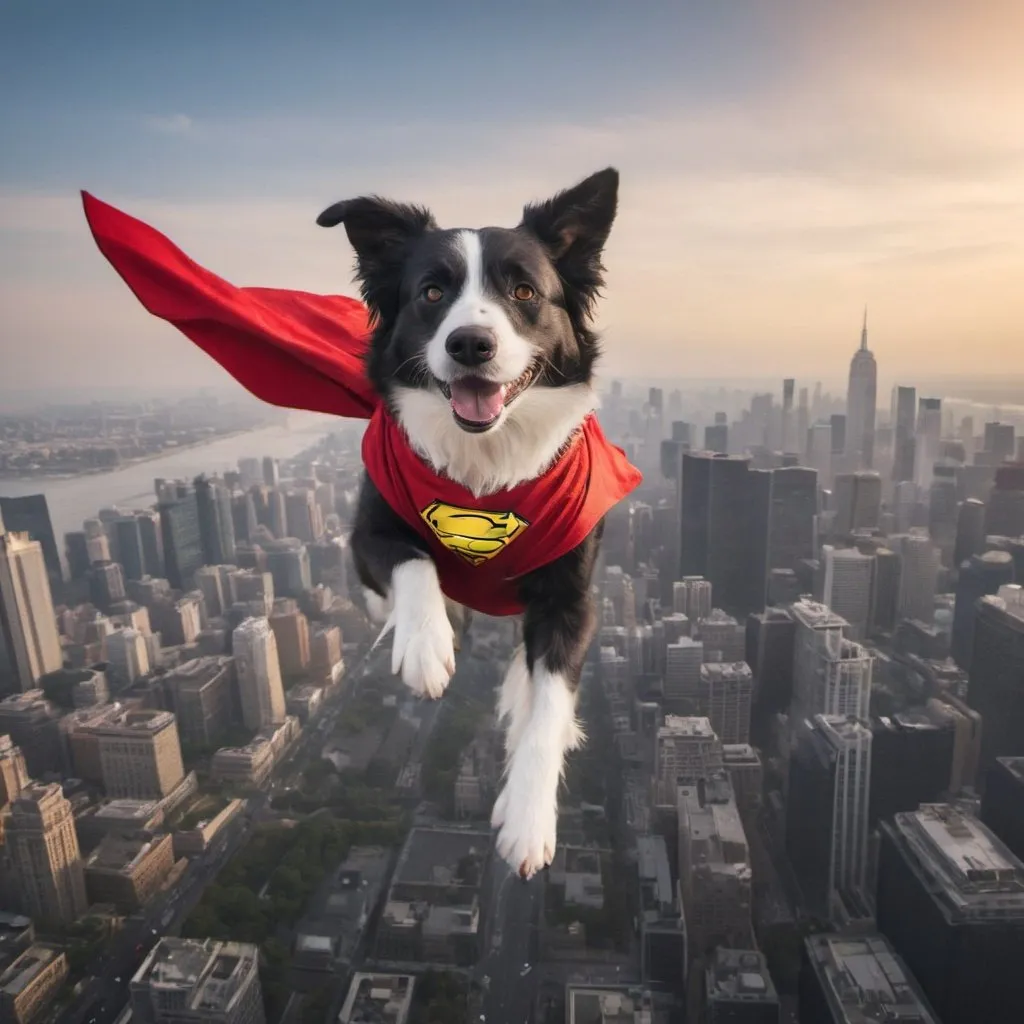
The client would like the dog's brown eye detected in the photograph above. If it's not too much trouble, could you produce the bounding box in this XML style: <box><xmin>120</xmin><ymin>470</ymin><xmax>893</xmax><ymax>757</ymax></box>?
<box><xmin>423</xmin><ymin>285</ymin><xmax>444</xmax><ymax>303</ymax></box>
<box><xmin>513</xmin><ymin>284</ymin><xmax>535</xmax><ymax>301</ymax></box>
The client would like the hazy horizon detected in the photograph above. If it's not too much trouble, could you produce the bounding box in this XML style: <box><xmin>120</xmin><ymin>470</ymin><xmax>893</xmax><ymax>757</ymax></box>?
<box><xmin>2</xmin><ymin>0</ymin><xmax>1022</xmax><ymax>391</ymax></box>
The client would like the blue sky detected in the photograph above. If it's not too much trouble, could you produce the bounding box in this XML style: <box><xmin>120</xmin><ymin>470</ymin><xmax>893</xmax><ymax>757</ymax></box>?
<box><xmin>2</xmin><ymin>1</ymin><xmax>1023</xmax><ymax>391</ymax></box>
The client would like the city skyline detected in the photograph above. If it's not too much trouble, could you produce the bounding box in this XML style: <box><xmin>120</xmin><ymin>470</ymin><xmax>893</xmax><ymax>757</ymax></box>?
<box><xmin>3</xmin><ymin>1</ymin><xmax>1024</xmax><ymax>390</ymax></box>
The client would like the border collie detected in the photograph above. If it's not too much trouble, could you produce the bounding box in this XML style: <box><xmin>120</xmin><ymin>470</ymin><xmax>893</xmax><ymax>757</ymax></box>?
<box><xmin>317</xmin><ymin>168</ymin><xmax>619</xmax><ymax>877</ymax></box>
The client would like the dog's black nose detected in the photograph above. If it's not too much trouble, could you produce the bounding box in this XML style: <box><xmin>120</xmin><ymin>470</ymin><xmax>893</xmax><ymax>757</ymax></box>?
<box><xmin>445</xmin><ymin>327</ymin><xmax>496</xmax><ymax>366</ymax></box>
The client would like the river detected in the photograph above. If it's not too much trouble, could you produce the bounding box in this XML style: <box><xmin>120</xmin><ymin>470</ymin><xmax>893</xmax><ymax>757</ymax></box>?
<box><xmin>0</xmin><ymin>412</ymin><xmax>340</xmax><ymax>543</ymax></box>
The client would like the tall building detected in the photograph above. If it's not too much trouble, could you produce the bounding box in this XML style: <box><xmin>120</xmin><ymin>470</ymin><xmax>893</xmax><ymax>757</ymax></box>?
<box><xmin>820</xmin><ymin>546</ymin><xmax>873</xmax><ymax>641</ymax></box>
<box><xmin>746</xmin><ymin>607</ymin><xmax>796</xmax><ymax>718</ymax></box>
<box><xmin>767</xmin><ymin>466</ymin><xmax>817</xmax><ymax>572</ymax></box>
<box><xmin>701</xmin><ymin>662</ymin><xmax>753</xmax><ymax>745</ymax></box>
<box><xmin>232</xmin><ymin>617</ymin><xmax>287</xmax><ymax>731</ymax></box>
<box><xmin>953</xmin><ymin>498</ymin><xmax>987</xmax><ymax>567</ymax></box>
<box><xmin>807</xmin><ymin>421</ymin><xmax>833</xmax><ymax>483</ymax></box>
<box><xmin>786</xmin><ymin>715</ymin><xmax>872</xmax><ymax>919</ymax></box>
<box><xmin>967</xmin><ymin>585</ymin><xmax>1024</xmax><ymax>780</ymax></box>
<box><xmin>799</xmin><ymin>933</ymin><xmax>938</xmax><ymax>1024</ymax></box>
<box><xmin>0</xmin><ymin>521</ymin><xmax>63</xmax><ymax>693</ymax></box>
<box><xmin>194</xmin><ymin>475</ymin><xmax>237</xmax><ymax>566</ymax></box>
<box><xmin>680</xmin><ymin>454</ymin><xmax>771</xmax><ymax>618</ymax></box>
<box><xmin>877</xmin><ymin>805</ymin><xmax>1024</xmax><ymax>1024</ymax></box>
<box><xmin>0</xmin><ymin>495</ymin><xmax>62</xmax><ymax>596</ymax></box>
<box><xmin>845</xmin><ymin>309</ymin><xmax>878</xmax><ymax>469</ymax></box>
<box><xmin>157</xmin><ymin>482</ymin><xmax>204</xmax><ymax>591</ymax></box>
<box><xmin>0</xmin><ymin>735</ymin><xmax>29</xmax><ymax>805</ymax></box>
<box><xmin>112</xmin><ymin>516</ymin><xmax>147</xmax><ymax>582</ymax></box>
<box><xmin>655</xmin><ymin>716</ymin><xmax>723</xmax><ymax>800</ymax></box>
<box><xmin>705</xmin><ymin>948</ymin><xmax>779</xmax><ymax>1023</ymax></box>
<box><xmin>895</xmin><ymin>532</ymin><xmax>940</xmax><ymax>623</ymax></box>
<box><xmin>891</xmin><ymin>385</ymin><xmax>918</xmax><ymax>483</ymax></box>
<box><xmin>83</xmin><ymin>707</ymin><xmax>185</xmax><ymax>800</ymax></box>
<box><xmin>673</xmin><ymin>577</ymin><xmax>713</xmax><ymax>621</ymax></box>
<box><xmin>7</xmin><ymin>782</ymin><xmax>88</xmax><ymax>928</ymax></box>
<box><xmin>915</xmin><ymin>398</ymin><xmax>942</xmax><ymax>488</ymax></box>
<box><xmin>131</xmin><ymin>938</ymin><xmax>265</xmax><ymax>1024</ymax></box>
<box><xmin>950</xmin><ymin>551</ymin><xmax>1014</xmax><ymax>670</ymax></box>
<box><xmin>790</xmin><ymin>599</ymin><xmax>873</xmax><ymax>728</ymax></box>
<box><xmin>980</xmin><ymin>757</ymin><xmax>1024</xmax><ymax>863</ymax></box>
<box><xmin>832</xmin><ymin>471</ymin><xmax>881</xmax><ymax>536</ymax></box>
<box><xmin>983</xmin><ymin>421</ymin><xmax>1015</xmax><ymax>463</ymax></box>
<box><xmin>985</xmin><ymin>463</ymin><xmax>1024</xmax><ymax>538</ymax></box>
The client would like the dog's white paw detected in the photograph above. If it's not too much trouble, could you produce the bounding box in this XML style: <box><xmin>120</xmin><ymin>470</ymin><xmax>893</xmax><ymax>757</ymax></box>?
<box><xmin>491</xmin><ymin>755</ymin><xmax>559</xmax><ymax>879</ymax></box>
<box><xmin>389</xmin><ymin>560</ymin><xmax>455</xmax><ymax>699</ymax></box>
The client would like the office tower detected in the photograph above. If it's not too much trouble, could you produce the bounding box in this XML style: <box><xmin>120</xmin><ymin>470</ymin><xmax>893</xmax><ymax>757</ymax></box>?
<box><xmin>891</xmin><ymin>385</ymin><xmax>918</xmax><ymax>483</ymax></box>
<box><xmin>705</xmin><ymin>948</ymin><xmax>779</xmax><ymax>1023</ymax></box>
<box><xmin>981</xmin><ymin>757</ymin><xmax>1024</xmax><ymax>863</ymax></box>
<box><xmin>915</xmin><ymin>398</ymin><xmax>942</xmax><ymax>488</ymax></box>
<box><xmin>785</xmin><ymin>715</ymin><xmax>872</xmax><ymax>919</ymax></box>
<box><xmin>746</xmin><ymin>607</ymin><xmax>796</xmax><ymax>718</ymax></box>
<box><xmin>0</xmin><ymin>692</ymin><xmax>63</xmax><ymax>777</ymax></box>
<box><xmin>194</xmin><ymin>475</ymin><xmax>237</xmax><ymax>566</ymax></box>
<box><xmin>877</xmin><ymin>805</ymin><xmax>1024</xmax><ymax>1024</ymax></box>
<box><xmin>131</xmin><ymin>938</ymin><xmax>266</xmax><ymax>1024</ymax></box>
<box><xmin>194</xmin><ymin>565</ymin><xmax>228</xmax><ymax>618</ymax></box>
<box><xmin>895</xmin><ymin>532</ymin><xmax>940</xmax><ymax>622</ymax></box>
<box><xmin>0</xmin><ymin>735</ymin><xmax>29</xmax><ymax>805</ymax></box>
<box><xmin>158</xmin><ymin>482</ymin><xmax>204</xmax><ymax>590</ymax></box>
<box><xmin>790</xmin><ymin>599</ymin><xmax>873</xmax><ymax>727</ymax></box>
<box><xmin>106</xmin><ymin>626</ymin><xmax>151</xmax><ymax>686</ymax></box>
<box><xmin>0</xmin><ymin>522</ymin><xmax>63</xmax><ymax>693</ymax></box>
<box><xmin>832</xmin><ymin>471</ymin><xmax>881</xmax><ymax>536</ymax></box>
<box><xmin>927</xmin><ymin>465</ymin><xmax>959</xmax><ymax>563</ymax></box>
<box><xmin>83</xmin><ymin>707</ymin><xmax>185</xmax><ymax>799</ymax></box>
<box><xmin>806</xmin><ymin>421</ymin><xmax>833</xmax><ymax>483</ymax></box>
<box><xmin>0</xmin><ymin>496</ymin><xmax>62</xmax><ymax>596</ymax></box>
<box><xmin>704</xmin><ymin>423</ymin><xmax>729</xmax><ymax>454</ymax></box>
<box><xmin>8</xmin><ymin>782</ymin><xmax>88</xmax><ymax>927</ymax></box>
<box><xmin>779</xmin><ymin>377</ymin><xmax>795</xmax><ymax>452</ymax></box>
<box><xmin>264</xmin><ymin>540</ymin><xmax>312</xmax><ymax>598</ymax></box>
<box><xmin>985</xmin><ymin>463</ymin><xmax>1024</xmax><ymax>537</ymax></box>
<box><xmin>232</xmin><ymin>617</ymin><xmax>286</xmax><ymax>731</ymax></box>
<box><xmin>674</xmin><ymin>577</ymin><xmax>712</xmax><ymax>621</ymax></box>
<box><xmin>868</xmin><ymin>547</ymin><xmax>900</xmax><ymax>636</ymax></box>
<box><xmin>237</xmin><ymin>457</ymin><xmax>262</xmax><ymax>488</ymax></box>
<box><xmin>268</xmin><ymin>600</ymin><xmax>311</xmax><ymax>676</ymax></box>
<box><xmin>799</xmin><ymin>933</ymin><xmax>938</xmax><ymax>1024</ymax></box>
<box><xmin>88</xmin><ymin>559</ymin><xmax>127</xmax><ymax>611</ymax></box>
<box><xmin>821</xmin><ymin>546</ymin><xmax>873</xmax><ymax>641</ymax></box>
<box><xmin>131</xmin><ymin>510</ymin><xmax>163</xmax><ymax>578</ymax></box>
<box><xmin>164</xmin><ymin>656</ymin><xmax>236</xmax><ymax>748</ymax></box>
<box><xmin>228</xmin><ymin>569</ymin><xmax>274</xmax><ymax>615</ymax></box>
<box><xmin>112</xmin><ymin>516</ymin><xmax>146</xmax><ymax>582</ymax></box>
<box><xmin>701</xmin><ymin>662</ymin><xmax>753</xmax><ymax>744</ymax></box>
<box><xmin>678</xmin><ymin>776</ymin><xmax>752</xmax><ymax>957</ymax></box>
<box><xmin>983</xmin><ymin>421</ymin><xmax>1015</xmax><ymax>463</ymax></box>
<box><xmin>284</xmin><ymin>488</ymin><xmax>322</xmax><ymax>544</ymax></box>
<box><xmin>680</xmin><ymin>453</ymin><xmax>771</xmax><ymax>618</ymax></box>
<box><xmin>844</xmin><ymin>310</ymin><xmax>877</xmax><ymax>468</ymax></box>
<box><xmin>967</xmin><ymin>585</ymin><xmax>1024</xmax><ymax>780</ymax></box>
<box><xmin>664</xmin><ymin>638</ymin><xmax>704</xmax><ymax>711</ymax></box>
<box><xmin>655</xmin><ymin>716</ymin><xmax>723</xmax><ymax>796</ymax></box>
<box><xmin>869</xmin><ymin>708</ymin><xmax>955</xmax><ymax>826</ymax></box>
<box><xmin>64</xmin><ymin>532</ymin><xmax>91</xmax><ymax>581</ymax></box>
<box><xmin>262</xmin><ymin>456</ymin><xmax>279</xmax><ymax>487</ymax></box>
<box><xmin>953</xmin><ymin>498</ymin><xmax>987</xmax><ymax>567</ymax></box>
<box><xmin>950</xmin><ymin>551</ymin><xmax>1014</xmax><ymax>669</ymax></box>
<box><xmin>699</xmin><ymin>610</ymin><xmax>745</xmax><ymax>661</ymax></box>
<box><xmin>767</xmin><ymin>466</ymin><xmax>817</xmax><ymax>572</ymax></box>
<box><xmin>231</xmin><ymin>491</ymin><xmax>258</xmax><ymax>545</ymax></box>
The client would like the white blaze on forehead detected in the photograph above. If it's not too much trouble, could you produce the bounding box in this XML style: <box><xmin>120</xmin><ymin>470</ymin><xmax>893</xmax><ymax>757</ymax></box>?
<box><xmin>425</xmin><ymin>229</ymin><xmax>534</xmax><ymax>383</ymax></box>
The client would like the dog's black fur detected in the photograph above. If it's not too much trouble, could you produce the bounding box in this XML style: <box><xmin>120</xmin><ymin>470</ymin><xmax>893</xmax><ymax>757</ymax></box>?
<box><xmin>319</xmin><ymin>169</ymin><xmax>618</xmax><ymax>695</ymax></box>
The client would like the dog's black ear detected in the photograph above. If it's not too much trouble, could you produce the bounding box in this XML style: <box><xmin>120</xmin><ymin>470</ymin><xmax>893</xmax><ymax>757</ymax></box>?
<box><xmin>519</xmin><ymin>167</ymin><xmax>618</xmax><ymax>319</ymax></box>
<box><xmin>317</xmin><ymin>196</ymin><xmax>437</xmax><ymax>322</ymax></box>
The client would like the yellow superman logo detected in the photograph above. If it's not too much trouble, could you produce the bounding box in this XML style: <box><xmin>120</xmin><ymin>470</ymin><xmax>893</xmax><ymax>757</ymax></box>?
<box><xmin>419</xmin><ymin>500</ymin><xmax>529</xmax><ymax>566</ymax></box>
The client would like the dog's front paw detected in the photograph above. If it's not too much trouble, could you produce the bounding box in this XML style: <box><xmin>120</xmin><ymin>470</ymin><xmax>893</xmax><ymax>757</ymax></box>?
<box><xmin>491</xmin><ymin>755</ymin><xmax>559</xmax><ymax>879</ymax></box>
<box><xmin>389</xmin><ymin>560</ymin><xmax>455</xmax><ymax>698</ymax></box>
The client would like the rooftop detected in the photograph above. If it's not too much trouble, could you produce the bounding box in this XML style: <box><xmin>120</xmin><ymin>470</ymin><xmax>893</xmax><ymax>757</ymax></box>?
<box><xmin>706</xmin><ymin>948</ymin><xmax>778</xmax><ymax>1006</ymax></box>
<box><xmin>792</xmin><ymin>598</ymin><xmax>848</xmax><ymax>631</ymax></box>
<box><xmin>133</xmin><ymin>938</ymin><xmax>258</xmax><ymax>1013</ymax></box>
<box><xmin>700</xmin><ymin>662</ymin><xmax>753</xmax><ymax>682</ymax></box>
<box><xmin>0</xmin><ymin>944</ymin><xmax>64</xmax><ymax>997</ymax></box>
<box><xmin>86</xmin><ymin>833</ymin><xmax>165</xmax><ymax>874</ymax></box>
<box><xmin>890</xmin><ymin>804</ymin><xmax>1024</xmax><ymax>919</ymax></box>
<box><xmin>804</xmin><ymin>933</ymin><xmax>939</xmax><ymax>1023</ymax></box>
<box><xmin>339</xmin><ymin>972</ymin><xmax>414</xmax><ymax>1024</ymax></box>
<box><xmin>392</xmin><ymin>827</ymin><xmax>490</xmax><ymax>889</ymax></box>
<box><xmin>660</xmin><ymin>715</ymin><xmax>715</xmax><ymax>739</ymax></box>
<box><xmin>568</xmin><ymin>986</ymin><xmax>657</xmax><ymax>1024</ymax></box>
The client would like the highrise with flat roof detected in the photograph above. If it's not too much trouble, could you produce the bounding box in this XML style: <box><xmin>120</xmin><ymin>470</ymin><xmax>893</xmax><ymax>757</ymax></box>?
<box><xmin>877</xmin><ymin>804</ymin><xmax>1024</xmax><ymax>1024</ymax></box>
<box><xmin>706</xmin><ymin>948</ymin><xmax>780</xmax><ymax>1023</ymax></box>
<box><xmin>7</xmin><ymin>782</ymin><xmax>87</xmax><ymax>928</ymax></box>
<box><xmin>233</xmin><ymin>617</ymin><xmax>286</xmax><ymax>731</ymax></box>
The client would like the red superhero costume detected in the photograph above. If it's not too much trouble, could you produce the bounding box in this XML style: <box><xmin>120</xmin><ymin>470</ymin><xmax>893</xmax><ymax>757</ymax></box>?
<box><xmin>82</xmin><ymin>193</ymin><xmax>643</xmax><ymax>617</ymax></box>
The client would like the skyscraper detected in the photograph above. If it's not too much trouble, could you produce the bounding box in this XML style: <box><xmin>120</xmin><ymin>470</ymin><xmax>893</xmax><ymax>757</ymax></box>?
<box><xmin>232</xmin><ymin>617</ymin><xmax>287</xmax><ymax>731</ymax></box>
<box><xmin>832</xmin><ymin>471</ymin><xmax>882</xmax><ymax>536</ymax></box>
<box><xmin>821</xmin><ymin>546</ymin><xmax>874</xmax><ymax>641</ymax></box>
<box><xmin>896</xmin><ymin>532</ymin><xmax>941</xmax><ymax>623</ymax></box>
<box><xmin>157</xmin><ymin>482</ymin><xmax>204</xmax><ymax>591</ymax></box>
<box><xmin>194</xmin><ymin>475</ymin><xmax>237</xmax><ymax>566</ymax></box>
<box><xmin>953</xmin><ymin>498</ymin><xmax>987</xmax><ymax>568</ymax></box>
<box><xmin>8</xmin><ymin>782</ymin><xmax>88</xmax><ymax>928</ymax></box>
<box><xmin>767</xmin><ymin>466</ymin><xmax>817</xmax><ymax>572</ymax></box>
<box><xmin>891</xmin><ymin>385</ymin><xmax>918</xmax><ymax>483</ymax></box>
<box><xmin>680</xmin><ymin>453</ymin><xmax>771</xmax><ymax>618</ymax></box>
<box><xmin>950</xmin><ymin>551</ymin><xmax>1014</xmax><ymax>670</ymax></box>
<box><xmin>0</xmin><ymin>496</ymin><xmax>62</xmax><ymax>597</ymax></box>
<box><xmin>0</xmin><ymin>519</ymin><xmax>63</xmax><ymax>693</ymax></box>
<box><xmin>845</xmin><ymin>309</ymin><xmax>877</xmax><ymax>469</ymax></box>
<box><xmin>785</xmin><ymin>715</ymin><xmax>872</xmax><ymax>919</ymax></box>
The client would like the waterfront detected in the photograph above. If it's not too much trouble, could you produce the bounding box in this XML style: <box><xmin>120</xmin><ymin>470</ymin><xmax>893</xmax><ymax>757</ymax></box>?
<box><xmin>0</xmin><ymin>412</ymin><xmax>341</xmax><ymax>543</ymax></box>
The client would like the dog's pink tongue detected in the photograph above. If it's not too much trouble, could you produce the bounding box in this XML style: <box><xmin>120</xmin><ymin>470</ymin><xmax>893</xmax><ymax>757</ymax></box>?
<box><xmin>449</xmin><ymin>379</ymin><xmax>503</xmax><ymax>423</ymax></box>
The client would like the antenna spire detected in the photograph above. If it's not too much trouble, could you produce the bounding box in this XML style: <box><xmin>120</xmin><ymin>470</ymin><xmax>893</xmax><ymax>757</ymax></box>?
<box><xmin>860</xmin><ymin>306</ymin><xmax>868</xmax><ymax>351</ymax></box>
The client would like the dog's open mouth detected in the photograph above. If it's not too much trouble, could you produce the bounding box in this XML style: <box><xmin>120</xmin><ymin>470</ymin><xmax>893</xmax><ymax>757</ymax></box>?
<box><xmin>437</xmin><ymin>368</ymin><xmax>534</xmax><ymax>432</ymax></box>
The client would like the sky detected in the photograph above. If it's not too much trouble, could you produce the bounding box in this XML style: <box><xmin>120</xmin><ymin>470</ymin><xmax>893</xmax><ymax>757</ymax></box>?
<box><xmin>2</xmin><ymin>0</ymin><xmax>1023</xmax><ymax>394</ymax></box>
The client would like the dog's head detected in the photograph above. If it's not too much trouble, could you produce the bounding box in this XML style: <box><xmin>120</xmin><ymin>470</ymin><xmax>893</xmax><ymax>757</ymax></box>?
<box><xmin>317</xmin><ymin>169</ymin><xmax>618</xmax><ymax>435</ymax></box>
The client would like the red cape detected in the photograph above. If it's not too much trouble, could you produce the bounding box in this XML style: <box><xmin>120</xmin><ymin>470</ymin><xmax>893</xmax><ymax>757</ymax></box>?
<box><xmin>82</xmin><ymin>192</ymin><xmax>642</xmax><ymax>616</ymax></box>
